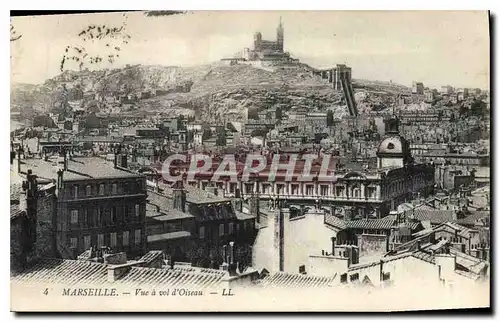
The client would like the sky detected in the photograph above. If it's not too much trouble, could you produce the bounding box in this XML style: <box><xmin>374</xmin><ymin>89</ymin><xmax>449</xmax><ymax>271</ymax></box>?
<box><xmin>10</xmin><ymin>11</ymin><xmax>490</xmax><ymax>89</ymax></box>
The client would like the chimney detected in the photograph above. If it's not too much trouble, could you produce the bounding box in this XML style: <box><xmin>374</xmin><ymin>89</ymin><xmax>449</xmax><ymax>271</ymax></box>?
<box><xmin>331</xmin><ymin>237</ymin><xmax>336</xmax><ymax>256</ymax></box>
<box><xmin>228</xmin><ymin>242</ymin><xmax>238</xmax><ymax>276</ymax></box>
<box><xmin>103</xmin><ymin>252</ymin><xmax>127</xmax><ymax>265</ymax></box>
<box><xmin>17</xmin><ymin>146</ymin><xmax>22</xmax><ymax>173</ymax></box>
<box><xmin>63</xmin><ymin>150</ymin><xmax>68</xmax><ymax>171</ymax></box>
<box><xmin>114</xmin><ymin>153</ymin><xmax>118</xmax><ymax>168</ymax></box>
<box><xmin>120</xmin><ymin>154</ymin><xmax>128</xmax><ymax>169</ymax></box>
<box><xmin>250</xmin><ymin>192</ymin><xmax>260</xmax><ymax>224</ymax></box>
<box><xmin>172</xmin><ymin>180</ymin><xmax>186</xmax><ymax>212</ymax></box>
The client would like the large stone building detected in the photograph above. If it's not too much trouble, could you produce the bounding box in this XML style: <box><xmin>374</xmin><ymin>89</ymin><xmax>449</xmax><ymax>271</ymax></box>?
<box><xmin>16</xmin><ymin>149</ymin><xmax>148</xmax><ymax>260</ymax></box>
<box><xmin>157</xmin><ymin>117</ymin><xmax>435</xmax><ymax>219</ymax></box>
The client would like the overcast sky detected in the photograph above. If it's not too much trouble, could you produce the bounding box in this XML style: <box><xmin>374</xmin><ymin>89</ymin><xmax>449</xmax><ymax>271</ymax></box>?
<box><xmin>10</xmin><ymin>11</ymin><xmax>489</xmax><ymax>89</ymax></box>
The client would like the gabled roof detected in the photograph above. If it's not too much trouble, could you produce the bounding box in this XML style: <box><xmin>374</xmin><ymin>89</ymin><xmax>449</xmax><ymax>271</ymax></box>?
<box><xmin>11</xmin><ymin>259</ymin><xmax>108</xmax><ymax>286</ymax></box>
<box><xmin>324</xmin><ymin>213</ymin><xmax>346</xmax><ymax>230</ymax></box>
<box><xmin>406</xmin><ymin>209</ymin><xmax>457</xmax><ymax>225</ymax></box>
<box><xmin>458</xmin><ymin>211</ymin><xmax>489</xmax><ymax>226</ymax></box>
<box><xmin>257</xmin><ymin>272</ymin><xmax>336</xmax><ymax>288</ymax></box>
<box><xmin>117</xmin><ymin>266</ymin><xmax>225</xmax><ymax>289</ymax></box>
<box><xmin>344</xmin><ymin>215</ymin><xmax>396</xmax><ymax>231</ymax></box>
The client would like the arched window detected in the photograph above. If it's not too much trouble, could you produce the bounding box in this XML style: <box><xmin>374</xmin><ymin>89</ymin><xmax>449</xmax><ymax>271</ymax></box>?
<box><xmin>387</xmin><ymin>142</ymin><xmax>395</xmax><ymax>150</ymax></box>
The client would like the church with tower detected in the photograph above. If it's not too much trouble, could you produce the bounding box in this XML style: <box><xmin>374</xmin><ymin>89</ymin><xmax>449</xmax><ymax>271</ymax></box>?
<box><xmin>220</xmin><ymin>17</ymin><xmax>300</xmax><ymax>67</ymax></box>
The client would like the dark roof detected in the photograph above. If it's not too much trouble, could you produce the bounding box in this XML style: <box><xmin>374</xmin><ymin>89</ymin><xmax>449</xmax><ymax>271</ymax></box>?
<box><xmin>406</xmin><ymin>209</ymin><xmax>457</xmax><ymax>225</ymax></box>
<box><xmin>257</xmin><ymin>272</ymin><xmax>336</xmax><ymax>288</ymax></box>
<box><xmin>10</xmin><ymin>204</ymin><xmax>25</xmax><ymax>220</ymax></box>
<box><xmin>21</xmin><ymin>157</ymin><xmax>143</xmax><ymax>181</ymax></box>
<box><xmin>146</xmin><ymin>192</ymin><xmax>194</xmax><ymax>221</ymax></box>
<box><xmin>147</xmin><ymin>231</ymin><xmax>191</xmax><ymax>242</ymax></box>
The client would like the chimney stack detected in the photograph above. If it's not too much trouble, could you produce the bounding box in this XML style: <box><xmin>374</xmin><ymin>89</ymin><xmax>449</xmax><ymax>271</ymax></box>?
<box><xmin>63</xmin><ymin>149</ymin><xmax>68</xmax><ymax>171</ymax></box>
<box><xmin>17</xmin><ymin>146</ymin><xmax>23</xmax><ymax>173</ymax></box>
<box><xmin>331</xmin><ymin>237</ymin><xmax>336</xmax><ymax>256</ymax></box>
<box><xmin>172</xmin><ymin>179</ymin><xmax>186</xmax><ymax>212</ymax></box>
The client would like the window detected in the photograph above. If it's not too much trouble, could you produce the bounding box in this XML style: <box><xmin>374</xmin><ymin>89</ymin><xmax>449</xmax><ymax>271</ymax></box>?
<box><xmin>123</xmin><ymin>205</ymin><xmax>128</xmax><ymax>222</ymax></box>
<box><xmin>70</xmin><ymin>210</ymin><xmax>79</xmax><ymax>224</ymax></box>
<box><xmin>350</xmin><ymin>273</ymin><xmax>359</xmax><ymax>282</ymax></box>
<box><xmin>320</xmin><ymin>185</ymin><xmax>329</xmax><ymax>196</ymax></box>
<box><xmin>110</xmin><ymin>233</ymin><xmax>117</xmax><ymax>247</ymax></box>
<box><xmin>84</xmin><ymin>209</ymin><xmax>90</xmax><ymax>227</ymax></box>
<box><xmin>123</xmin><ymin>231</ymin><xmax>129</xmax><ymax>246</ymax></box>
<box><xmin>135</xmin><ymin>204</ymin><xmax>140</xmax><ymax>217</ymax></box>
<box><xmin>387</xmin><ymin>143</ymin><xmax>395</xmax><ymax>150</ymax></box>
<box><xmin>84</xmin><ymin>235</ymin><xmax>91</xmax><ymax>250</ymax></box>
<box><xmin>97</xmin><ymin>208</ymin><xmax>103</xmax><ymax>225</ymax></box>
<box><xmin>135</xmin><ymin>229</ymin><xmax>141</xmax><ymax>245</ymax></box>
<box><xmin>229</xmin><ymin>183</ymin><xmax>237</xmax><ymax>193</ymax></box>
<box><xmin>98</xmin><ymin>184</ymin><xmax>105</xmax><ymax>195</ymax></box>
<box><xmin>306</xmin><ymin>185</ymin><xmax>314</xmax><ymax>196</ymax></box>
<box><xmin>291</xmin><ymin>184</ymin><xmax>299</xmax><ymax>195</ymax></box>
<box><xmin>85</xmin><ymin>185</ymin><xmax>92</xmax><ymax>196</ymax></box>
<box><xmin>70</xmin><ymin>237</ymin><xmax>77</xmax><ymax>249</ymax></box>
<box><xmin>97</xmin><ymin>234</ymin><xmax>104</xmax><ymax>247</ymax></box>
<box><xmin>111</xmin><ymin>207</ymin><xmax>117</xmax><ymax>224</ymax></box>
<box><xmin>276</xmin><ymin>184</ymin><xmax>284</xmax><ymax>195</ymax></box>
<box><xmin>112</xmin><ymin>183</ymin><xmax>118</xmax><ymax>195</ymax></box>
<box><xmin>299</xmin><ymin>265</ymin><xmax>306</xmax><ymax>274</ymax></box>
<box><xmin>367</xmin><ymin>187</ymin><xmax>376</xmax><ymax>199</ymax></box>
<box><xmin>219</xmin><ymin>224</ymin><xmax>225</xmax><ymax>236</ymax></box>
<box><xmin>228</xmin><ymin>222</ymin><xmax>234</xmax><ymax>235</ymax></box>
<box><xmin>73</xmin><ymin>186</ymin><xmax>79</xmax><ymax>199</ymax></box>
<box><xmin>199</xmin><ymin>226</ymin><xmax>205</xmax><ymax>239</ymax></box>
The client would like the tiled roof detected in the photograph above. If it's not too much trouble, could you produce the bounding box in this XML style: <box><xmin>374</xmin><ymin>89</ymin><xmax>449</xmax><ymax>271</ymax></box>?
<box><xmin>406</xmin><ymin>209</ymin><xmax>457</xmax><ymax>225</ymax></box>
<box><xmin>449</xmin><ymin>248</ymin><xmax>488</xmax><ymax>274</ymax></box>
<box><xmin>138</xmin><ymin>250</ymin><xmax>164</xmax><ymax>264</ymax></box>
<box><xmin>10</xmin><ymin>204</ymin><xmax>25</xmax><ymax>220</ymax></box>
<box><xmin>11</xmin><ymin>259</ymin><xmax>108</xmax><ymax>286</ymax></box>
<box><xmin>147</xmin><ymin>231</ymin><xmax>191</xmax><ymax>243</ymax></box>
<box><xmin>257</xmin><ymin>272</ymin><xmax>336</xmax><ymax>288</ymax></box>
<box><xmin>458</xmin><ymin>211</ymin><xmax>489</xmax><ymax>226</ymax></box>
<box><xmin>345</xmin><ymin>215</ymin><xmax>396</xmax><ymax>230</ymax></box>
<box><xmin>117</xmin><ymin>267</ymin><xmax>225</xmax><ymax>289</ymax></box>
<box><xmin>324</xmin><ymin>213</ymin><xmax>346</xmax><ymax>230</ymax></box>
<box><xmin>10</xmin><ymin>183</ymin><xmax>22</xmax><ymax>202</ymax></box>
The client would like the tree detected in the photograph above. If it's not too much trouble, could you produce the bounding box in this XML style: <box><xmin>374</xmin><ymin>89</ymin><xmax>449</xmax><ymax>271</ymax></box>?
<box><xmin>327</xmin><ymin>110</ymin><xmax>334</xmax><ymax>127</ymax></box>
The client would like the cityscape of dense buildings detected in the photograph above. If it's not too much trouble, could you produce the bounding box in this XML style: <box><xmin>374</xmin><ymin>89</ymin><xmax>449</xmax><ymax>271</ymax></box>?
<box><xmin>10</xmin><ymin>15</ymin><xmax>490</xmax><ymax>301</ymax></box>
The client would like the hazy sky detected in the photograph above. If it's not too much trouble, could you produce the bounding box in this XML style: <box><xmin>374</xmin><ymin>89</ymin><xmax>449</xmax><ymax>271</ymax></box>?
<box><xmin>10</xmin><ymin>11</ymin><xmax>490</xmax><ymax>89</ymax></box>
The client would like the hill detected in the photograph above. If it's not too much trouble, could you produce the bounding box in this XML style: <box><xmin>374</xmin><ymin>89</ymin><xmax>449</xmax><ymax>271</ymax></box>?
<box><xmin>10</xmin><ymin>62</ymin><xmax>405</xmax><ymax>123</ymax></box>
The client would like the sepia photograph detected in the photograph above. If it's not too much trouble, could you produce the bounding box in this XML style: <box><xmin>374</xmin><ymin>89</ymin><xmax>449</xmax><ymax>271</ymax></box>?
<box><xmin>9</xmin><ymin>10</ymin><xmax>491</xmax><ymax>312</ymax></box>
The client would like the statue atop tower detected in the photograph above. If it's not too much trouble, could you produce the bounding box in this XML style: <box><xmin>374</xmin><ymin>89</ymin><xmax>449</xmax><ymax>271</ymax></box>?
<box><xmin>276</xmin><ymin>16</ymin><xmax>284</xmax><ymax>53</ymax></box>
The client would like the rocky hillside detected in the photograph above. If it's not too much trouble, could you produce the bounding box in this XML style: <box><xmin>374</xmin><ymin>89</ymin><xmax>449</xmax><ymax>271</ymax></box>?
<box><xmin>10</xmin><ymin>62</ymin><xmax>403</xmax><ymax>123</ymax></box>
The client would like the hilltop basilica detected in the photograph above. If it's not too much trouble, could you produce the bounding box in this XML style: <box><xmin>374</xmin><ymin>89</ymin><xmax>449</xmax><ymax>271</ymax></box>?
<box><xmin>221</xmin><ymin>18</ymin><xmax>300</xmax><ymax>67</ymax></box>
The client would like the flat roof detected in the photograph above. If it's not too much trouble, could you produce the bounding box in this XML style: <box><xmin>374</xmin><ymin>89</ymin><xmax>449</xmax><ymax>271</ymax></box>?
<box><xmin>20</xmin><ymin>157</ymin><xmax>143</xmax><ymax>181</ymax></box>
